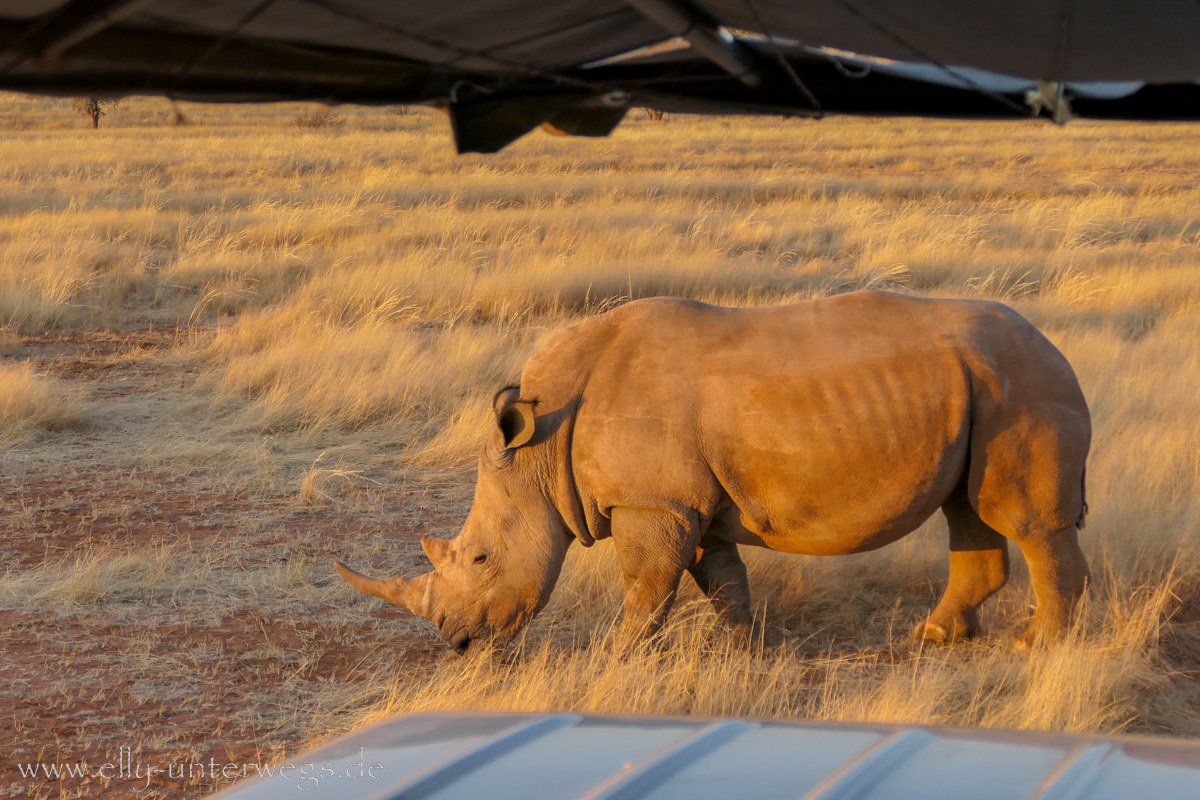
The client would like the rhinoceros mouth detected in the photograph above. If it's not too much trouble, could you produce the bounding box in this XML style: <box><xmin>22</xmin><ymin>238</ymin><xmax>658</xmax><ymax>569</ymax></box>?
<box><xmin>447</xmin><ymin>629</ymin><xmax>472</xmax><ymax>654</ymax></box>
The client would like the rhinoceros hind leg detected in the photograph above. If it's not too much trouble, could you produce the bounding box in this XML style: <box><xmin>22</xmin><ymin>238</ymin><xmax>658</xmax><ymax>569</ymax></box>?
<box><xmin>610</xmin><ymin>507</ymin><xmax>701</xmax><ymax>644</ymax></box>
<box><xmin>914</xmin><ymin>486</ymin><xmax>1010</xmax><ymax>644</ymax></box>
<box><xmin>967</xmin><ymin>406</ymin><xmax>1090</xmax><ymax>647</ymax></box>
<box><xmin>687</xmin><ymin>536</ymin><xmax>755</xmax><ymax>642</ymax></box>
<box><xmin>1011</xmin><ymin>524</ymin><xmax>1089</xmax><ymax>650</ymax></box>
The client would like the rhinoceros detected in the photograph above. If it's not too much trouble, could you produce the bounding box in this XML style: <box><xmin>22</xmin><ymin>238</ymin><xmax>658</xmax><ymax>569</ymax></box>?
<box><xmin>336</xmin><ymin>290</ymin><xmax>1090</xmax><ymax>651</ymax></box>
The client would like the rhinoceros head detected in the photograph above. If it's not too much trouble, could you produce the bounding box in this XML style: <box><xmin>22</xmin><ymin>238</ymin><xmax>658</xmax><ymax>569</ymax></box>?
<box><xmin>335</xmin><ymin>386</ymin><xmax>573</xmax><ymax>652</ymax></box>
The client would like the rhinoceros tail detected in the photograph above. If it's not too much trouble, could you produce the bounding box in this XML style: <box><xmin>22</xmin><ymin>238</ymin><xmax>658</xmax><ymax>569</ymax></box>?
<box><xmin>1077</xmin><ymin>467</ymin><xmax>1088</xmax><ymax>530</ymax></box>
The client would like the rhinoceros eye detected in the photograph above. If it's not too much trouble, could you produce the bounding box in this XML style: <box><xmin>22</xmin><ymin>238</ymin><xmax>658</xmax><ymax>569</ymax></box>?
<box><xmin>473</xmin><ymin>553</ymin><xmax>488</xmax><ymax>564</ymax></box>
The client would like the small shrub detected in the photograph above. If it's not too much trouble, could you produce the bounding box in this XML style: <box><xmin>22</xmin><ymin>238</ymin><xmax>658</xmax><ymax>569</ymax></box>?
<box><xmin>295</xmin><ymin>107</ymin><xmax>345</xmax><ymax>130</ymax></box>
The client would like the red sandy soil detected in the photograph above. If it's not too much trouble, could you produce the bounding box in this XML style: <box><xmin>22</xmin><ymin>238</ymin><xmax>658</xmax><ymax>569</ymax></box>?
<box><xmin>2</xmin><ymin>326</ymin><xmax>450</xmax><ymax>799</ymax></box>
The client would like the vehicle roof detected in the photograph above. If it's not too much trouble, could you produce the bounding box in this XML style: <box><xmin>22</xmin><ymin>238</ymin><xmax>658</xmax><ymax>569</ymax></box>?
<box><xmin>213</xmin><ymin>711</ymin><xmax>1200</xmax><ymax>800</ymax></box>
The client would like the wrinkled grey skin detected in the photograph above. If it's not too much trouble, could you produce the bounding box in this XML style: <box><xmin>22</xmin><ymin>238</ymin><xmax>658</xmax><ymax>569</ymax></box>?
<box><xmin>337</xmin><ymin>291</ymin><xmax>1091</xmax><ymax>652</ymax></box>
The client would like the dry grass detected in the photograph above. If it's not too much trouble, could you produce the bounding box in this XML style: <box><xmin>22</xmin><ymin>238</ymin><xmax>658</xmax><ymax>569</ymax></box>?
<box><xmin>0</xmin><ymin>362</ymin><xmax>87</xmax><ymax>442</ymax></box>
<box><xmin>2</xmin><ymin>93</ymin><xmax>1200</xmax><ymax>798</ymax></box>
<box><xmin>0</xmin><ymin>329</ymin><xmax>21</xmax><ymax>356</ymax></box>
<box><xmin>334</xmin><ymin>538</ymin><xmax>1189</xmax><ymax>735</ymax></box>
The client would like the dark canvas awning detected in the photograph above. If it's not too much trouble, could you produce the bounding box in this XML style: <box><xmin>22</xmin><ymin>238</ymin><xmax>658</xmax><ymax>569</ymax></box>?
<box><xmin>2</xmin><ymin>1</ymin><xmax>1199</xmax><ymax>151</ymax></box>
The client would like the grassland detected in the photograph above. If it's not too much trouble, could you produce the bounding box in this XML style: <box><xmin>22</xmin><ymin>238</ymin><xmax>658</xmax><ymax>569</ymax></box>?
<box><xmin>2</xmin><ymin>95</ymin><xmax>1199</xmax><ymax>799</ymax></box>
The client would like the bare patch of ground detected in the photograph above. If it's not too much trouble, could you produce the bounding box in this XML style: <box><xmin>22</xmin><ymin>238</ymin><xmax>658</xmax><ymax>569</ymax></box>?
<box><xmin>2</xmin><ymin>325</ymin><xmax>450</xmax><ymax>799</ymax></box>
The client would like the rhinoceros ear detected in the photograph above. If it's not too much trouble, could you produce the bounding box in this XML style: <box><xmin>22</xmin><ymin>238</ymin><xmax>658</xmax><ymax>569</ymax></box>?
<box><xmin>422</xmin><ymin>536</ymin><xmax>453</xmax><ymax>570</ymax></box>
<box><xmin>493</xmin><ymin>386</ymin><xmax>536</xmax><ymax>449</ymax></box>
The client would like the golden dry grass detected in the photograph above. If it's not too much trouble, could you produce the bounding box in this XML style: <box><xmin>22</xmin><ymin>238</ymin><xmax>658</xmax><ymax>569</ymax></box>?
<box><xmin>2</xmin><ymin>93</ymin><xmax>1200</xmax><ymax>797</ymax></box>
<box><xmin>0</xmin><ymin>362</ymin><xmax>87</xmax><ymax>442</ymax></box>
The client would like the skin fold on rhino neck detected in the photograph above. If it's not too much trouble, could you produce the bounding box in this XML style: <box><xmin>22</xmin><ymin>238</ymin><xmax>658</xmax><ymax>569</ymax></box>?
<box><xmin>485</xmin><ymin>414</ymin><xmax>579</xmax><ymax>616</ymax></box>
<box><xmin>502</xmin><ymin>397</ymin><xmax>594</xmax><ymax>547</ymax></box>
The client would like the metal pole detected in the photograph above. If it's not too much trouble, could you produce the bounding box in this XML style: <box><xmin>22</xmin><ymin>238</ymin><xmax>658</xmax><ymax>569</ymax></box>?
<box><xmin>624</xmin><ymin>0</ymin><xmax>764</xmax><ymax>88</ymax></box>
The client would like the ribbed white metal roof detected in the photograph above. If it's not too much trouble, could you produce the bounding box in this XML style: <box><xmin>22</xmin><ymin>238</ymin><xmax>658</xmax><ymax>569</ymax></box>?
<box><xmin>213</xmin><ymin>712</ymin><xmax>1200</xmax><ymax>800</ymax></box>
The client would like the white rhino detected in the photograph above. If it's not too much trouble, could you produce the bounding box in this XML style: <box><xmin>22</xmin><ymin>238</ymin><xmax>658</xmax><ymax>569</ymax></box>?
<box><xmin>336</xmin><ymin>291</ymin><xmax>1090</xmax><ymax>651</ymax></box>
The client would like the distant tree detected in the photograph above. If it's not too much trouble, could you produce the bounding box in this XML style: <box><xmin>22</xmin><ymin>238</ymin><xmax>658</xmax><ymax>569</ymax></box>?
<box><xmin>70</xmin><ymin>96</ymin><xmax>120</xmax><ymax>129</ymax></box>
<box><xmin>641</xmin><ymin>107</ymin><xmax>665</xmax><ymax>121</ymax></box>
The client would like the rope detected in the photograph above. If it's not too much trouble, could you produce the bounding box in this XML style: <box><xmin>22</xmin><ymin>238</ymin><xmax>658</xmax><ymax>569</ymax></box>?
<box><xmin>1054</xmin><ymin>0</ymin><xmax>1074</xmax><ymax>79</ymax></box>
<box><xmin>839</xmin><ymin>2</ymin><xmax>1031</xmax><ymax>115</ymax></box>
<box><xmin>293</xmin><ymin>0</ymin><xmax>607</xmax><ymax>93</ymax></box>
<box><xmin>439</xmin><ymin>8</ymin><xmax>632</xmax><ymax>71</ymax></box>
<box><xmin>829</xmin><ymin>56</ymin><xmax>871</xmax><ymax>79</ymax></box>
<box><xmin>170</xmin><ymin>0</ymin><xmax>280</xmax><ymax>80</ymax></box>
<box><xmin>739</xmin><ymin>0</ymin><xmax>822</xmax><ymax>112</ymax></box>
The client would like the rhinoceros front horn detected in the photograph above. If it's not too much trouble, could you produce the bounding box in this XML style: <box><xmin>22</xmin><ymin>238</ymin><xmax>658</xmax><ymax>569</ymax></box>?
<box><xmin>334</xmin><ymin>561</ymin><xmax>434</xmax><ymax>619</ymax></box>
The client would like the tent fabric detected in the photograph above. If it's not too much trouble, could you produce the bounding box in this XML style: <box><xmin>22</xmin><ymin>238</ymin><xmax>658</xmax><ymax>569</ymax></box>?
<box><xmin>2</xmin><ymin>1</ymin><xmax>1199</xmax><ymax>152</ymax></box>
<box><xmin>701</xmin><ymin>1</ymin><xmax>1200</xmax><ymax>83</ymax></box>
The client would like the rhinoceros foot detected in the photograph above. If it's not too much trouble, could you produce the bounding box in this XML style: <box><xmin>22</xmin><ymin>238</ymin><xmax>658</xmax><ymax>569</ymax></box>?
<box><xmin>1013</xmin><ymin>621</ymin><xmax>1064</xmax><ymax>652</ymax></box>
<box><xmin>911</xmin><ymin>613</ymin><xmax>979</xmax><ymax>645</ymax></box>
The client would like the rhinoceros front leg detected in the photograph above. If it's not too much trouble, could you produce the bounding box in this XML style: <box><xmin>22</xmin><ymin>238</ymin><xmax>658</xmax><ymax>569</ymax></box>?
<box><xmin>610</xmin><ymin>507</ymin><xmax>701</xmax><ymax>644</ymax></box>
<box><xmin>687</xmin><ymin>536</ymin><xmax>754</xmax><ymax>641</ymax></box>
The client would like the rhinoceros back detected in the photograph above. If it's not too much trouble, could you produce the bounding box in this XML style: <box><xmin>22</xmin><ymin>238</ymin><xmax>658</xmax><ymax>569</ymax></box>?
<box><xmin>532</xmin><ymin>291</ymin><xmax>1086</xmax><ymax>555</ymax></box>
